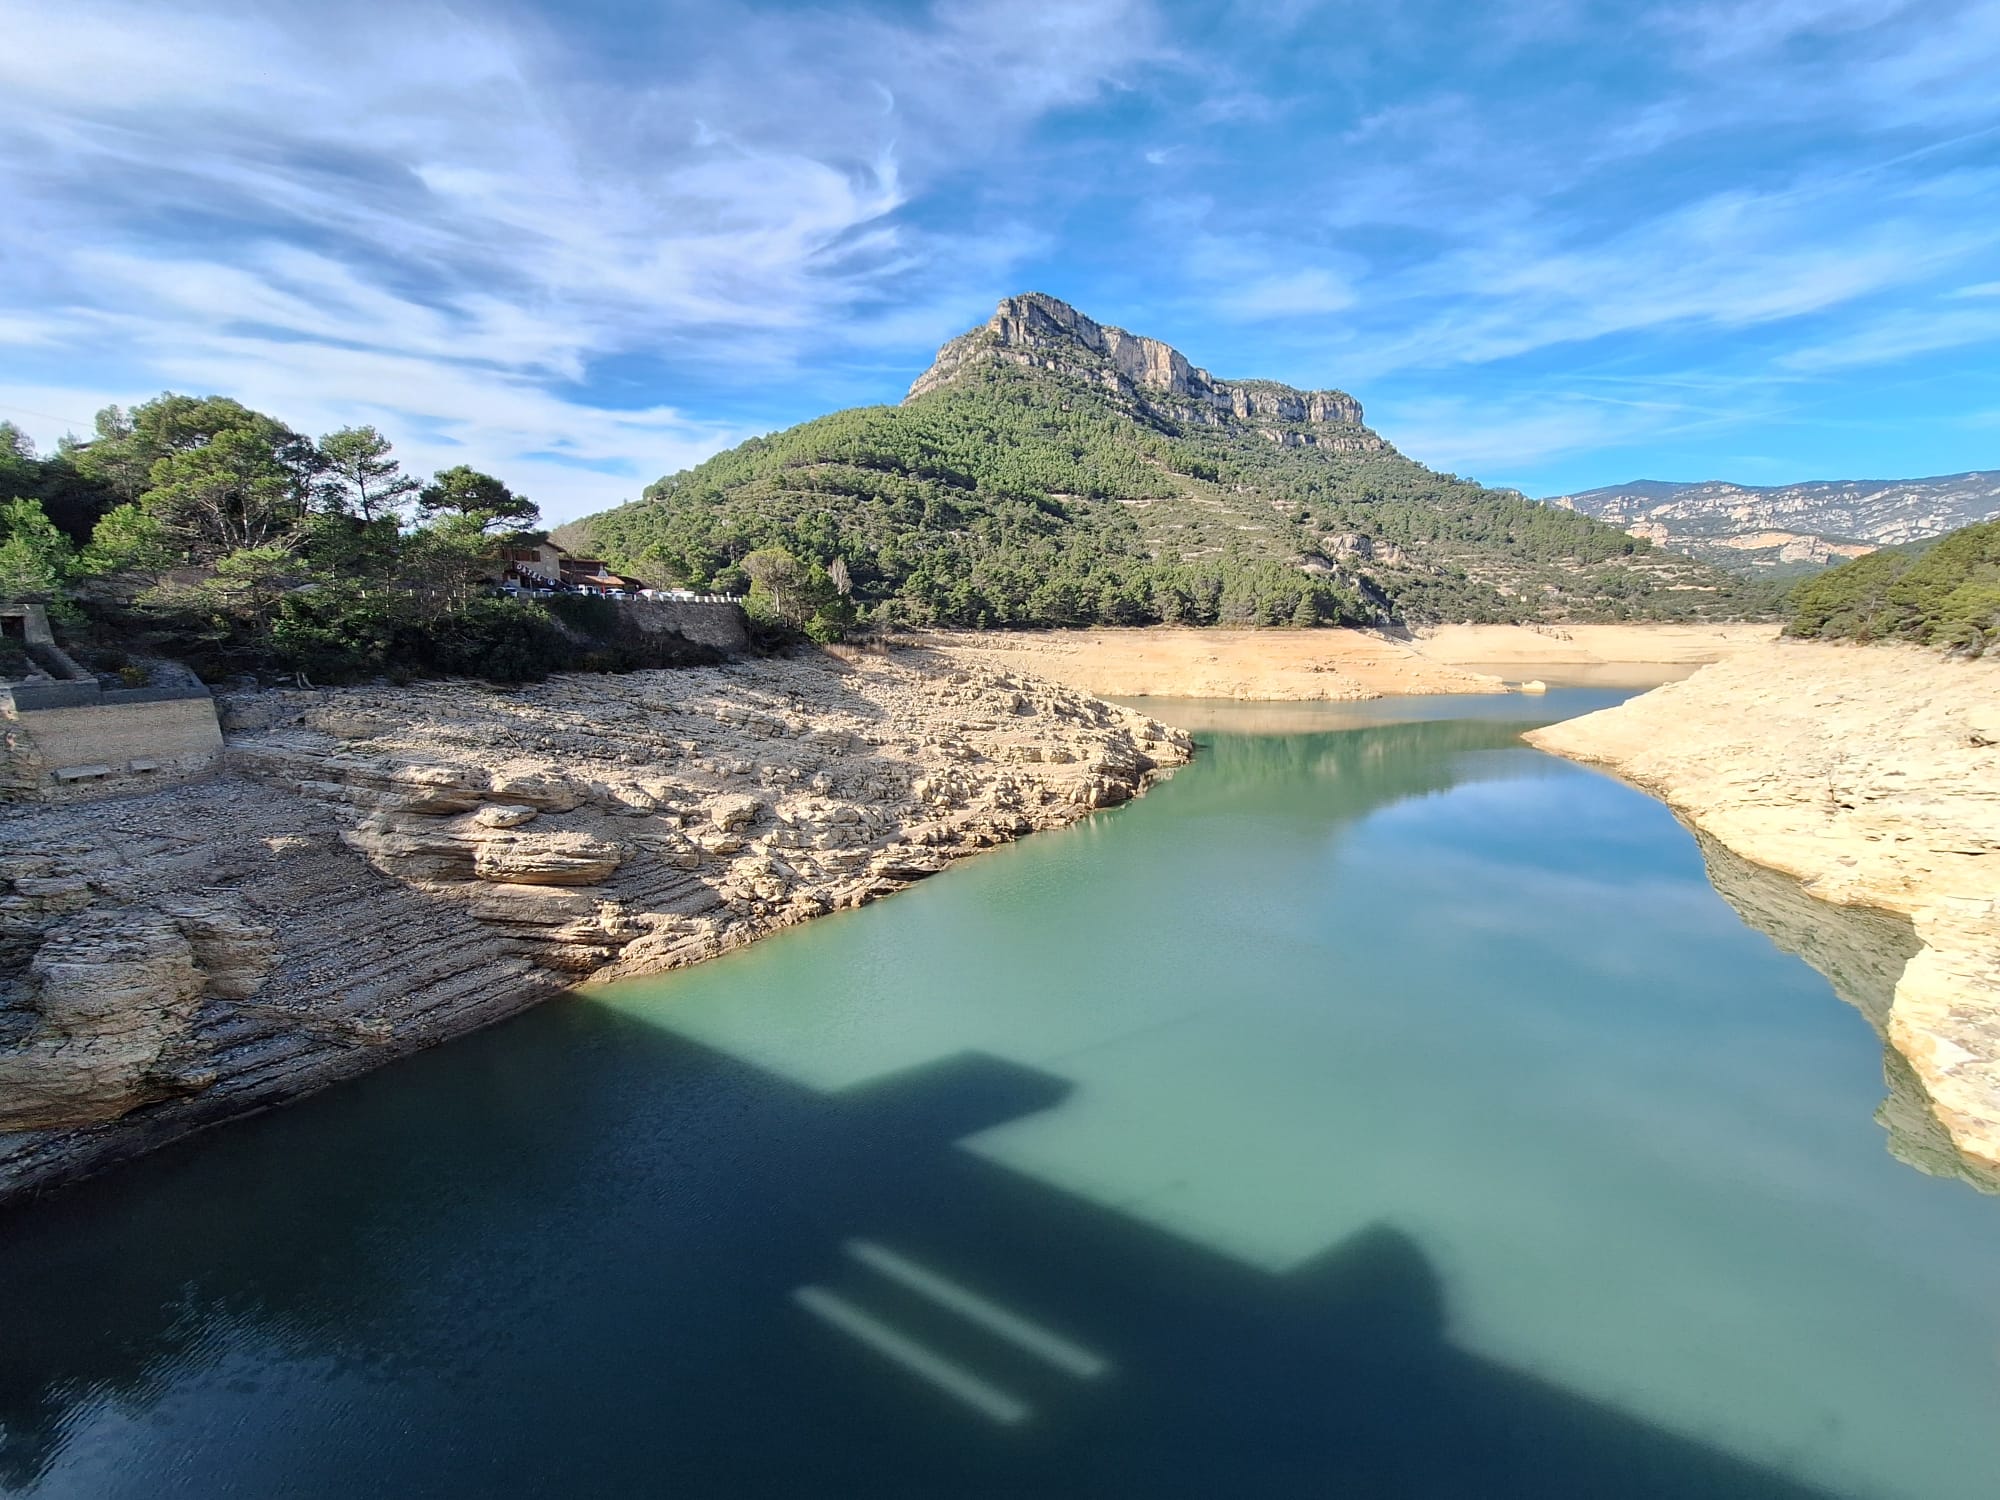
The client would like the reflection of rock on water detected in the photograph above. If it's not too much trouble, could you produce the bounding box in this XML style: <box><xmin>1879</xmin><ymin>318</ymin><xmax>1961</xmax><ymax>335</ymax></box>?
<box><xmin>1694</xmin><ymin>832</ymin><xmax>2000</xmax><ymax>1194</ymax></box>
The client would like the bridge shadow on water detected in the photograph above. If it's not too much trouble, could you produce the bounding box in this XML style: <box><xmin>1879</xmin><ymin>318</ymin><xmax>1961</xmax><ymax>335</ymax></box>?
<box><xmin>0</xmin><ymin>988</ymin><xmax>1856</xmax><ymax>1497</ymax></box>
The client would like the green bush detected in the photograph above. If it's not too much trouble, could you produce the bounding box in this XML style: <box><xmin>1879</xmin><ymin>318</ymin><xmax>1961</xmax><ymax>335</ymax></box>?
<box><xmin>269</xmin><ymin>582</ymin><xmax>399</xmax><ymax>683</ymax></box>
<box><xmin>1786</xmin><ymin>519</ymin><xmax>2000</xmax><ymax>655</ymax></box>
<box><xmin>543</xmin><ymin>591</ymin><xmax>622</xmax><ymax>636</ymax></box>
<box><xmin>405</xmin><ymin>598</ymin><xmax>574</xmax><ymax>682</ymax></box>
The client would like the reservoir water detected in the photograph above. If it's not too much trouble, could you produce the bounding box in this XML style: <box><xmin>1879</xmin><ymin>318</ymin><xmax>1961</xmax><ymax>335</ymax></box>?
<box><xmin>2</xmin><ymin>688</ymin><xmax>1995</xmax><ymax>1498</ymax></box>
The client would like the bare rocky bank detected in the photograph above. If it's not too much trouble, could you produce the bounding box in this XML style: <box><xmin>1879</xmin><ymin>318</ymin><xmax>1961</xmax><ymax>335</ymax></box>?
<box><xmin>0</xmin><ymin>647</ymin><xmax>1189</xmax><ymax>1203</ymax></box>
<box><xmin>1528</xmin><ymin>643</ymin><xmax>2000</xmax><ymax>1184</ymax></box>
<box><xmin>918</xmin><ymin>622</ymin><xmax>1767</xmax><ymax>703</ymax></box>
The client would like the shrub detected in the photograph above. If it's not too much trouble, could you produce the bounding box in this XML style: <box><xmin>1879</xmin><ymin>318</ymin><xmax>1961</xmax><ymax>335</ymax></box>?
<box><xmin>269</xmin><ymin>582</ymin><xmax>399</xmax><ymax>682</ymax></box>
<box><xmin>1786</xmin><ymin>520</ymin><xmax>2000</xmax><ymax>655</ymax></box>
<box><xmin>407</xmin><ymin>597</ymin><xmax>574</xmax><ymax>682</ymax></box>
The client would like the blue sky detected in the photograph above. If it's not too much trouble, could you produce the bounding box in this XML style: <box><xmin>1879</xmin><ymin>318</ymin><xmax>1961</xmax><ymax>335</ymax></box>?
<box><xmin>3</xmin><ymin>0</ymin><xmax>1998</xmax><ymax>522</ymax></box>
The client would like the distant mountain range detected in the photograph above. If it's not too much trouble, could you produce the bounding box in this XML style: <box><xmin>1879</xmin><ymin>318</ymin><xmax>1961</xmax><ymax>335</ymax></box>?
<box><xmin>1542</xmin><ymin>473</ymin><xmax>2000</xmax><ymax>575</ymax></box>
<box><xmin>577</xmin><ymin>293</ymin><xmax>1764</xmax><ymax>629</ymax></box>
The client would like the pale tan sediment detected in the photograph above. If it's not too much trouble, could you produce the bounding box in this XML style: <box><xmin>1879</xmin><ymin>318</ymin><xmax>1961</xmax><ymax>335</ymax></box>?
<box><xmin>1410</xmin><ymin>621</ymin><xmax>1778</xmax><ymax>666</ymax></box>
<box><xmin>910</xmin><ymin>623</ymin><xmax>1775</xmax><ymax>702</ymax></box>
<box><xmin>911</xmin><ymin>628</ymin><xmax>1508</xmax><ymax>701</ymax></box>
<box><xmin>1527</xmin><ymin>642</ymin><xmax>2000</xmax><ymax>1180</ymax></box>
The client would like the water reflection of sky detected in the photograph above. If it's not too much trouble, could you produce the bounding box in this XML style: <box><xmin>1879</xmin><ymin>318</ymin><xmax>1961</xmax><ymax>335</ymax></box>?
<box><xmin>605</xmin><ymin>704</ymin><xmax>2000</xmax><ymax>1500</ymax></box>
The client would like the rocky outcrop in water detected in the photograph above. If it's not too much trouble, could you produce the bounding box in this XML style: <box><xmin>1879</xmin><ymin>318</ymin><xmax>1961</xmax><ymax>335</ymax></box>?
<box><xmin>0</xmin><ymin>648</ymin><xmax>1189</xmax><ymax>1202</ymax></box>
<box><xmin>907</xmin><ymin>293</ymin><xmax>1385</xmax><ymax>452</ymax></box>
<box><xmin>1528</xmin><ymin>643</ymin><xmax>2000</xmax><ymax>1182</ymax></box>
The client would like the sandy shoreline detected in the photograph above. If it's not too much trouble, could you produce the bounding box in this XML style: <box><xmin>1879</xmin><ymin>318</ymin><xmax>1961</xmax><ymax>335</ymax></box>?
<box><xmin>1414</xmin><ymin>621</ymin><xmax>1779</xmax><ymax>666</ymax></box>
<box><xmin>914</xmin><ymin>622</ymin><xmax>1773</xmax><ymax>701</ymax></box>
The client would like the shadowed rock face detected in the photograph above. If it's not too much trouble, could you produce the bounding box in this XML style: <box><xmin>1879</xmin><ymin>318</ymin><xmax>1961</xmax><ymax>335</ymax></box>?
<box><xmin>1694</xmin><ymin>833</ymin><xmax>1998</xmax><ymax>1193</ymax></box>
<box><xmin>907</xmin><ymin>293</ymin><xmax>1378</xmax><ymax>449</ymax></box>
<box><xmin>0</xmin><ymin>649</ymin><xmax>1189</xmax><ymax>1202</ymax></box>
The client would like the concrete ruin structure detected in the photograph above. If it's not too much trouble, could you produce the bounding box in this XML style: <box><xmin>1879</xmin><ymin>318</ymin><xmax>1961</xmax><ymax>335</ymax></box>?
<box><xmin>0</xmin><ymin>605</ymin><xmax>224</xmax><ymax>802</ymax></box>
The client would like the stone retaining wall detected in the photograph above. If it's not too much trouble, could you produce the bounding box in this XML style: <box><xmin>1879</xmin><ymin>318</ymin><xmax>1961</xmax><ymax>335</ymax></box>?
<box><xmin>2</xmin><ymin>695</ymin><xmax>225</xmax><ymax>802</ymax></box>
<box><xmin>618</xmin><ymin>599</ymin><xmax>750</xmax><ymax>654</ymax></box>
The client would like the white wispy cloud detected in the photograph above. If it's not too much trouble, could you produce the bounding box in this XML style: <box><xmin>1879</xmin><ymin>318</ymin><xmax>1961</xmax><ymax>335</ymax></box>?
<box><xmin>0</xmin><ymin>0</ymin><xmax>1162</xmax><ymax>517</ymax></box>
<box><xmin>1622</xmin><ymin>0</ymin><xmax>2000</xmax><ymax>149</ymax></box>
<box><xmin>1370</xmin><ymin>377</ymin><xmax>1791</xmax><ymax>477</ymax></box>
<box><xmin>1778</xmin><ymin>304</ymin><xmax>2000</xmax><ymax>371</ymax></box>
<box><xmin>1214</xmin><ymin>268</ymin><xmax>1356</xmax><ymax>321</ymax></box>
<box><xmin>3</xmin><ymin>0</ymin><xmax>1996</xmax><ymax>502</ymax></box>
<box><xmin>1169</xmin><ymin>11</ymin><xmax>2000</xmax><ymax>401</ymax></box>
<box><xmin>1210</xmin><ymin>173</ymin><xmax>1999</xmax><ymax>390</ymax></box>
<box><xmin>1660</xmin><ymin>0</ymin><xmax>1915</xmax><ymax>63</ymax></box>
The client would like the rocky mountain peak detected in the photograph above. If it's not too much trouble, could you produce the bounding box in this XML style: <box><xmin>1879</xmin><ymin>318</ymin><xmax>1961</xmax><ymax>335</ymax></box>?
<box><xmin>905</xmin><ymin>292</ymin><xmax>1370</xmax><ymax>437</ymax></box>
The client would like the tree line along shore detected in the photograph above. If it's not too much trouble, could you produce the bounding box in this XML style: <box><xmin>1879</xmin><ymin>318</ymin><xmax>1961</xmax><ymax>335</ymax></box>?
<box><xmin>4</xmin><ymin>378</ymin><xmax>1993</xmax><ymax>700</ymax></box>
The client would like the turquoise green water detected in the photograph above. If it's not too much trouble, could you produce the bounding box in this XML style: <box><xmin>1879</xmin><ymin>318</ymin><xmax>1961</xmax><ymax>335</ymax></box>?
<box><xmin>2</xmin><ymin>689</ymin><xmax>1994</xmax><ymax>1498</ymax></box>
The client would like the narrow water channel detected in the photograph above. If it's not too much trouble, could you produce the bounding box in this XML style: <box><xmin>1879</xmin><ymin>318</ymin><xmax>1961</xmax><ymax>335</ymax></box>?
<box><xmin>2</xmin><ymin>688</ymin><xmax>1994</xmax><ymax>1498</ymax></box>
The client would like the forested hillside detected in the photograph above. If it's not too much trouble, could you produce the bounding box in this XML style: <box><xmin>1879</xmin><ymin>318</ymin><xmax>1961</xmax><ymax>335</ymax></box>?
<box><xmin>0</xmin><ymin>399</ymin><xmax>715</xmax><ymax>685</ymax></box>
<box><xmin>1786</xmin><ymin>519</ymin><xmax>2000</xmax><ymax>656</ymax></box>
<box><xmin>583</xmin><ymin>295</ymin><xmax>1773</xmax><ymax>635</ymax></box>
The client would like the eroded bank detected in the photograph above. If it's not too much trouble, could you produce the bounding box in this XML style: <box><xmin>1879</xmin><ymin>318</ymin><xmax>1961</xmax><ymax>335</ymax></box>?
<box><xmin>0</xmin><ymin>647</ymin><xmax>1189</xmax><ymax>1202</ymax></box>
<box><xmin>1529</xmin><ymin>642</ymin><xmax>2000</xmax><ymax>1180</ymax></box>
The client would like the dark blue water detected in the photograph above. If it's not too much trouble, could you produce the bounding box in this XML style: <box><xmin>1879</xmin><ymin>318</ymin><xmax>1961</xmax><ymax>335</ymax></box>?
<box><xmin>2</xmin><ymin>689</ymin><xmax>1994</xmax><ymax>1498</ymax></box>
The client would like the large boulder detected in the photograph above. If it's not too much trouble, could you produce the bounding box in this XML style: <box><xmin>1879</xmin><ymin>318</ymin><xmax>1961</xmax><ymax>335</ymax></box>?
<box><xmin>0</xmin><ymin>907</ymin><xmax>206</xmax><ymax>1130</ymax></box>
<box><xmin>471</xmin><ymin>831</ymin><xmax>625</xmax><ymax>886</ymax></box>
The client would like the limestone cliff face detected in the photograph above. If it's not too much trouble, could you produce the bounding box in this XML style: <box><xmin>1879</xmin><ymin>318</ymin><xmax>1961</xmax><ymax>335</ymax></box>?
<box><xmin>0</xmin><ymin>649</ymin><xmax>1190</xmax><ymax>1202</ymax></box>
<box><xmin>1544</xmin><ymin>472</ymin><xmax>2000</xmax><ymax>575</ymax></box>
<box><xmin>1528</xmin><ymin>643</ymin><xmax>2000</xmax><ymax>1182</ymax></box>
<box><xmin>908</xmin><ymin>293</ymin><xmax>1384</xmax><ymax>452</ymax></box>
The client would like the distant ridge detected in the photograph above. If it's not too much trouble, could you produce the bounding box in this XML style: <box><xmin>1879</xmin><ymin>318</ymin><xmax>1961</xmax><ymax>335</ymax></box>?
<box><xmin>1544</xmin><ymin>472</ymin><xmax>2000</xmax><ymax>575</ymax></box>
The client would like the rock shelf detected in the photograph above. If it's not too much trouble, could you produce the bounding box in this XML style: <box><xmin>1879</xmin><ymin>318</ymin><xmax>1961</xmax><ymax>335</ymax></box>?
<box><xmin>0</xmin><ymin>647</ymin><xmax>1189</xmax><ymax>1202</ymax></box>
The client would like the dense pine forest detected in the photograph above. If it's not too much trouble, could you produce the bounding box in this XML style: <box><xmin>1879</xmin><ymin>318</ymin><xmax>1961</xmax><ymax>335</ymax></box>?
<box><xmin>581</xmin><ymin>360</ymin><xmax>1779</xmax><ymax>639</ymax></box>
<box><xmin>1786</xmin><ymin>519</ymin><xmax>2000</xmax><ymax>655</ymax></box>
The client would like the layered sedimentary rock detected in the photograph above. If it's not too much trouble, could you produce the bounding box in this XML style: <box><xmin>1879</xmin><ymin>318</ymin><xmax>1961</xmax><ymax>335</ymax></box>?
<box><xmin>1528</xmin><ymin>643</ymin><xmax>2000</xmax><ymax>1180</ymax></box>
<box><xmin>0</xmin><ymin>648</ymin><xmax>1189</xmax><ymax>1201</ymax></box>
<box><xmin>907</xmin><ymin>292</ymin><xmax>1384</xmax><ymax>452</ymax></box>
